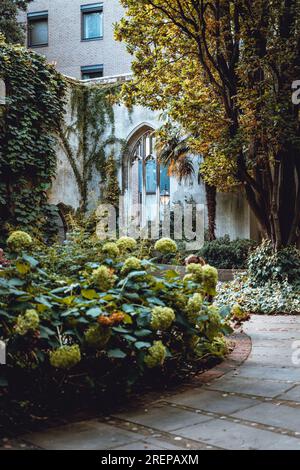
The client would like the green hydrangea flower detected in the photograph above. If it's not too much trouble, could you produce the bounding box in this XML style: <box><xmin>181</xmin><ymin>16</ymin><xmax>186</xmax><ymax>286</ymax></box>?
<box><xmin>7</xmin><ymin>231</ymin><xmax>33</xmax><ymax>252</ymax></box>
<box><xmin>183</xmin><ymin>273</ymin><xmax>195</xmax><ymax>283</ymax></box>
<box><xmin>207</xmin><ymin>336</ymin><xmax>229</xmax><ymax>358</ymax></box>
<box><xmin>208</xmin><ymin>304</ymin><xmax>222</xmax><ymax>322</ymax></box>
<box><xmin>169</xmin><ymin>292</ymin><xmax>186</xmax><ymax>311</ymax></box>
<box><xmin>190</xmin><ymin>335</ymin><xmax>228</xmax><ymax>358</ymax></box>
<box><xmin>187</xmin><ymin>293</ymin><xmax>203</xmax><ymax>313</ymax></box>
<box><xmin>231</xmin><ymin>303</ymin><xmax>248</xmax><ymax>321</ymax></box>
<box><xmin>184</xmin><ymin>263</ymin><xmax>203</xmax><ymax>283</ymax></box>
<box><xmin>202</xmin><ymin>305</ymin><xmax>224</xmax><ymax>339</ymax></box>
<box><xmin>150</xmin><ymin>306</ymin><xmax>175</xmax><ymax>331</ymax></box>
<box><xmin>144</xmin><ymin>340</ymin><xmax>167</xmax><ymax>368</ymax></box>
<box><xmin>15</xmin><ymin>309</ymin><xmax>40</xmax><ymax>336</ymax></box>
<box><xmin>84</xmin><ymin>324</ymin><xmax>112</xmax><ymax>349</ymax></box>
<box><xmin>50</xmin><ymin>345</ymin><xmax>81</xmax><ymax>370</ymax></box>
<box><xmin>116</xmin><ymin>236</ymin><xmax>137</xmax><ymax>252</ymax></box>
<box><xmin>202</xmin><ymin>265</ymin><xmax>218</xmax><ymax>297</ymax></box>
<box><xmin>186</xmin><ymin>293</ymin><xmax>203</xmax><ymax>324</ymax></box>
<box><xmin>92</xmin><ymin>266</ymin><xmax>116</xmax><ymax>291</ymax></box>
<box><xmin>154</xmin><ymin>238</ymin><xmax>177</xmax><ymax>254</ymax></box>
<box><xmin>102</xmin><ymin>242</ymin><xmax>120</xmax><ymax>258</ymax></box>
<box><xmin>121</xmin><ymin>256</ymin><xmax>142</xmax><ymax>275</ymax></box>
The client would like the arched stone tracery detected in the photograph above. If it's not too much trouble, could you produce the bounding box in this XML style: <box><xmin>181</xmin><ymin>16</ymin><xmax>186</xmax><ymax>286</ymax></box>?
<box><xmin>123</xmin><ymin>127</ymin><xmax>170</xmax><ymax>228</ymax></box>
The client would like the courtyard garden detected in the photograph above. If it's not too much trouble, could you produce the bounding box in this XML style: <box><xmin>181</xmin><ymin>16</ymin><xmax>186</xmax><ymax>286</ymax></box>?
<box><xmin>1</xmin><ymin>0</ymin><xmax>300</xmax><ymax>454</ymax></box>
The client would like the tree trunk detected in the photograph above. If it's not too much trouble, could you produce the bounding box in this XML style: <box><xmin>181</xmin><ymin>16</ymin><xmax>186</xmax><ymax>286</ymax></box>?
<box><xmin>205</xmin><ymin>183</ymin><xmax>217</xmax><ymax>241</ymax></box>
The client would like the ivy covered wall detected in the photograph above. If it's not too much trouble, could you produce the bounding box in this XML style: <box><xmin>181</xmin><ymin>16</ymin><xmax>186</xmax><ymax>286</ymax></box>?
<box><xmin>57</xmin><ymin>81</ymin><xmax>123</xmax><ymax>213</ymax></box>
<box><xmin>0</xmin><ymin>36</ymin><xmax>66</xmax><ymax>242</ymax></box>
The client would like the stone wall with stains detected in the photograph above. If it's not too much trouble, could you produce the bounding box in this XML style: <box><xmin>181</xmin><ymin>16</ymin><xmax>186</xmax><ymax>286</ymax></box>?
<box><xmin>48</xmin><ymin>77</ymin><xmax>255</xmax><ymax>242</ymax></box>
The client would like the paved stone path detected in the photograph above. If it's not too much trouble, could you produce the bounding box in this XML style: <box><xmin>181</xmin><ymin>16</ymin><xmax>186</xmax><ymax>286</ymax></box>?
<box><xmin>3</xmin><ymin>315</ymin><xmax>300</xmax><ymax>450</ymax></box>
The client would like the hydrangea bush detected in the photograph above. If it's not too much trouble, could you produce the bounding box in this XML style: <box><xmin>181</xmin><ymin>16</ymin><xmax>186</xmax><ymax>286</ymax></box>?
<box><xmin>0</xmin><ymin>231</ymin><xmax>232</xmax><ymax>420</ymax></box>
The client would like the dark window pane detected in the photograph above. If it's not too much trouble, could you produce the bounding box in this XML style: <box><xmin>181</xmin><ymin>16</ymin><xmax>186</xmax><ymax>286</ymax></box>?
<box><xmin>160</xmin><ymin>165</ymin><xmax>170</xmax><ymax>193</ymax></box>
<box><xmin>29</xmin><ymin>19</ymin><xmax>48</xmax><ymax>46</ymax></box>
<box><xmin>81</xmin><ymin>70</ymin><xmax>103</xmax><ymax>80</ymax></box>
<box><xmin>146</xmin><ymin>160</ymin><xmax>157</xmax><ymax>194</ymax></box>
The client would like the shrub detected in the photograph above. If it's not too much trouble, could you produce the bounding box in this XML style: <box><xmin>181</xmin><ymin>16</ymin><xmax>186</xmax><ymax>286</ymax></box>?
<box><xmin>248</xmin><ymin>240</ymin><xmax>300</xmax><ymax>285</ymax></box>
<box><xmin>15</xmin><ymin>309</ymin><xmax>40</xmax><ymax>336</ymax></box>
<box><xmin>7</xmin><ymin>231</ymin><xmax>33</xmax><ymax>252</ymax></box>
<box><xmin>91</xmin><ymin>266</ymin><xmax>116</xmax><ymax>291</ymax></box>
<box><xmin>198</xmin><ymin>235</ymin><xmax>257</xmax><ymax>269</ymax></box>
<box><xmin>121</xmin><ymin>257</ymin><xmax>142</xmax><ymax>274</ymax></box>
<box><xmin>0</xmin><ymin>231</ymin><xmax>233</xmax><ymax>425</ymax></box>
<box><xmin>50</xmin><ymin>345</ymin><xmax>81</xmax><ymax>370</ymax></box>
<box><xmin>116</xmin><ymin>236</ymin><xmax>137</xmax><ymax>252</ymax></box>
<box><xmin>144</xmin><ymin>341</ymin><xmax>167</xmax><ymax>368</ymax></box>
<box><xmin>102</xmin><ymin>242</ymin><xmax>120</xmax><ymax>259</ymax></box>
<box><xmin>150</xmin><ymin>307</ymin><xmax>176</xmax><ymax>331</ymax></box>
<box><xmin>154</xmin><ymin>238</ymin><xmax>178</xmax><ymax>255</ymax></box>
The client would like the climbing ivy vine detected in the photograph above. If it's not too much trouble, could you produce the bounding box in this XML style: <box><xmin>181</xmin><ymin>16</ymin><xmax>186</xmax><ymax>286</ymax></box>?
<box><xmin>0</xmin><ymin>36</ymin><xmax>66</xmax><ymax>242</ymax></box>
<box><xmin>59</xmin><ymin>82</ymin><xmax>124</xmax><ymax>212</ymax></box>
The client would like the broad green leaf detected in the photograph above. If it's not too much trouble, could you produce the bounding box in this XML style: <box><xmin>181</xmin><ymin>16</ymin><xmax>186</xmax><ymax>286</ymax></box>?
<box><xmin>86</xmin><ymin>307</ymin><xmax>102</xmax><ymax>318</ymax></box>
<box><xmin>123</xmin><ymin>334</ymin><xmax>137</xmax><ymax>343</ymax></box>
<box><xmin>147</xmin><ymin>297</ymin><xmax>166</xmax><ymax>306</ymax></box>
<box><xmin>81</xmin><ymin>289</ymin><xmax>99</xmax><ymax>300</ymax></box>
<box><xmin>107</xmin><ymin>349</ymin><xmax>127</xmax><ymax>359</ymax></box>
<box><xmin>123</xmin><ymin>313</ymin><xmax>133</xmax><ymax>324</ymax></box>
<box><xmin>134</xmin><ymin>329</ymin><xmax>152</xmax><ymax>338</ymax></box>
<box><xmin>135</xmin><ymin>341</ymin><xmax>152</xmax><ymax>350</ymax></box>
<box><xmin>22</xmin><ymin>254</ymin><xmax>39</xmax><ymax>268</ymax></box>
<box><xmin>16</xmin><ymin>261</ymin><xmax>30</xmax><ymax>275</ymax></box>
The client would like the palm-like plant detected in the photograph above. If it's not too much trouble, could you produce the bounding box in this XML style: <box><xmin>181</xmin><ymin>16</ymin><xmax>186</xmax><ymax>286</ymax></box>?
<box><xmin>156</xmin><ymin>124</ymin><xmax>217</xmax><ymax>241</ymax></box>
<box><xmin>155</xmin><ymin>129</ymin><xmax>195</xmax><ymax>183</ymax></box>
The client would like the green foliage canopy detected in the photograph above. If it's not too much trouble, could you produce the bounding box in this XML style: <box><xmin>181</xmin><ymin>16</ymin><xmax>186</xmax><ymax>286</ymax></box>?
<box><xmin>116</xmin><ymin>0</ymin><xmax>300</xmax><ymax>248</ymax></box>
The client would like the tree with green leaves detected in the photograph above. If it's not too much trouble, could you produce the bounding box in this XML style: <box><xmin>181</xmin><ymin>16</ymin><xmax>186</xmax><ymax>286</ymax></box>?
<box><xmin>0</xmin><ymin>0</ymin><xmax>32</xmax><ymax>44</ymax></box>
<box><xmin>116</xmin><ymin>0</ymin><xmax>300</xmax><ymax>249</ymax></box>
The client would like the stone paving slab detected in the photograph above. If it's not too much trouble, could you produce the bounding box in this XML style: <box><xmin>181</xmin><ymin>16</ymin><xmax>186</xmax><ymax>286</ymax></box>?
<box><xmin>278</xmin><ymin>385</ymin><xmax>300</xmax><ymax>402</ymax></box>
<box><xmin>21</xmin><ymin>420</ymin><xmax>141</xmax><ymax>450</ymax></box>
<box><xmin>206</xmin><ymin>375</ymin><xmax>293</xmax><ymax>397</ymax></box>
<box><xmin>114</xmin><ymin>405</ymin><xmax>213</xmax><ymax>432</ymax></box>
<box><xmin>233</xmin><ymin>364</ymin><xmax>300</xmax><ymax>382</ymax></box>
<box><xmin>111</xmin><ymin>437</ymin><xmax>190</xmax><ymax>451</ymax></box>
<box><xmin>165</xmin><ymin>389</ymin><xmax>256</xmax><ymax>415</ymax></box>
<box><xmin>233</xmin><ymin>402</ymin><xmax>300</xmax><ymax>433</ymax></box>
<box><xmin>173</xmin><ymin>417</ymin><xmax>300</xmax><ymax>450</ymax></box>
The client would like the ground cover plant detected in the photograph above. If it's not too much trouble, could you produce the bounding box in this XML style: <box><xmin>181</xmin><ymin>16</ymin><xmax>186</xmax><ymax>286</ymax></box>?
<box><xmin>0</xmin><ymin>231</ymin><xmax>233</xmax><ymax>433</ymax></box>
<box><xmin>216</xmin><ymin>241</ymin><xmax>300</xmax><ymax>315</ymax></box>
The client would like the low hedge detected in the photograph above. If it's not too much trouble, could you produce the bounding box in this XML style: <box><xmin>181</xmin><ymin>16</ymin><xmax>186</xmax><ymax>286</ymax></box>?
<box><xmin>197</xmin><ymin>236</ymin><xmax>257</xmax><ymax>269</ymax></box>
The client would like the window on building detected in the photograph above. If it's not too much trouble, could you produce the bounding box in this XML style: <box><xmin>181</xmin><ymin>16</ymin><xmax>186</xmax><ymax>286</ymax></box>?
<box><xmin>81</xmin><ymin>3</ymin><xmax>103</xmax><ymax>40</ymax></box>
<box><xmin>137</xmin><ymin>134</ymin><xmax>170</xmax><ymax>195</ymax></box>
<box><xmin>28</xmin><ymin>11</ymin><xmax>48</xmax><ymax>47</ymax></box>
<box><xmin>81</xmin><ymin>64</ymin><xmax>104</xmax><ymax>80</ymax></box>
